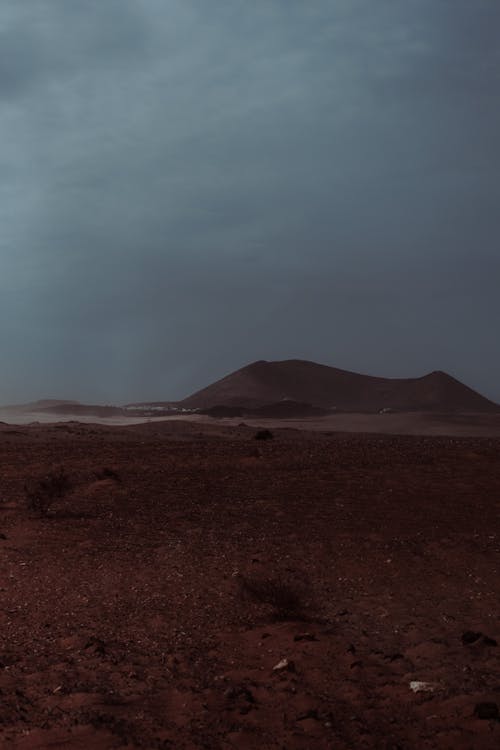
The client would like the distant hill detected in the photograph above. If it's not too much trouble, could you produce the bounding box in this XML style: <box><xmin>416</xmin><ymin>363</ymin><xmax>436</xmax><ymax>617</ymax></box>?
<box><xmin>36</xmin><ymin>403</ymin><xmax>125</xmax><ymax>417</ymax></box>
<box><xmin>1</xmin><ymin>399</ymin><xmax>80</xmax><ymax>411</ymax></box>
<box><xmin>179</xmin><ymin>359</ymin><xmax>499</xmax><ymax>413</ymax></box>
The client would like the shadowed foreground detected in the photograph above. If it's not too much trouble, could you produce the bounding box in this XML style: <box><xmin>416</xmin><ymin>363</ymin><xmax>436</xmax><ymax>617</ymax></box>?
<box><xmin>1</xmin><ymin>421</ymin><xmax>500</xmax><ymax>748</ymax></box>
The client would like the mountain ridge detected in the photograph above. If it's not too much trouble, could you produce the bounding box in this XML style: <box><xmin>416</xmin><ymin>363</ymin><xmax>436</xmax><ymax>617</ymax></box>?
<box><xmin>178</xmin><ymin>359</ymin><xmax>499</xmax><ymax>413</ymax></box>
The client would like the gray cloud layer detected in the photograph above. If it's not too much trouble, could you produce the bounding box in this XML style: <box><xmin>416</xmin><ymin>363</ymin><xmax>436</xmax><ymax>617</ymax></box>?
<box><xmin>1</xmin><ymin>0</ymin><xmax>499</xmax><ymax>403</ymax></box>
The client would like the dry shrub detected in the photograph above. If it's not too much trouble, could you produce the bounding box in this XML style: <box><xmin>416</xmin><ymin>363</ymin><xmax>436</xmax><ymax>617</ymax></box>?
<box><xmin>24</xmin><ymin>467</ymin><xmax>72</xmax><ymax>516</ymax></box>
<box><xmin>234</xmin><ymin>572</ymin><xmax>304</xmax><ymax>619</ymax></box>
<box><xmin>95</xmin><ymin>467</ymin><xmax>121</xmax><ymax>482</ymax></box>
<box><xmin>254</xmin><ymin>429</ymin><xmax>274</xmax><ymax>441</ymax></box>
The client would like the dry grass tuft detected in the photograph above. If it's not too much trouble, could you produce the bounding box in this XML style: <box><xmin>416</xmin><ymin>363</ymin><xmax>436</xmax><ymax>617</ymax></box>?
<box><xmin>24</xmin><ymin>467</ymin><xmax>72</xmax><ymax>516</ymax></box>
<box><xmin>233</xmin><ymin>571</ymin><xmax>305</xmax><ymax>619</ymax></box>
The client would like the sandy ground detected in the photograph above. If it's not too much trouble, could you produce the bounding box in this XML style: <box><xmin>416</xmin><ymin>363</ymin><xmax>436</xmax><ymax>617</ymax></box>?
<box><xmin>228</xmin><ymin>412</ymin><xmax>500</xmax><ymax>437</ymax></box>
<box><xmin>1</xmin><ymin>419</ymin><xmax>500</xmax><ymax>748</ymax></box>
<box><xmin>0</xmin><ymin>411</ymin><xmax>163</xmax><ymax>427</ymax></box>
<box><xmin>2</xmin><ymin>409</ymin><xmax>500</xmax><ymax>436</ymax></box>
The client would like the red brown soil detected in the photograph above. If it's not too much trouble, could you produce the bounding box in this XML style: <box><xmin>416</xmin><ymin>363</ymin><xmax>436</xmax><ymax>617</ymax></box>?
<box><xmin>1</xmin><ymin>420</ymin><xmax>500</xmax><ymax>749</ymax></box>
<box><xmin>179</xmin><ymin>359</ymin><xmax>499</xmax><ymax>413</ymax></box>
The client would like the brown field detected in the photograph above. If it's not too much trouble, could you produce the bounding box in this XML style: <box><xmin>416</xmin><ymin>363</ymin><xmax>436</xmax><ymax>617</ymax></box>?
<box><xmin>1</xmin><ymin>417</ymin><xmax>500</xmax><ymax>749</ymax></box>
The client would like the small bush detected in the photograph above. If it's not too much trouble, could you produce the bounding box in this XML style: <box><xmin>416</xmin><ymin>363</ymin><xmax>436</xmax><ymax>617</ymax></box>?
<box><xmin>254</xmin><ymin>429</ymin><xmax>273</xmax><ymax>441</ymax></box>
<box><xmin>24</xmin><ymin>467</ymin><xmax>72</xmax><ymax>516</ymax></box>
<box><xmin>95</xmin><ymin>467</ymin><xmax>121</xmax><ymax>482</ymax></box>
<box><xmin>234</xmin><ymin>573</ymin><xmax>304</xmax><ymax>619</ymax></box>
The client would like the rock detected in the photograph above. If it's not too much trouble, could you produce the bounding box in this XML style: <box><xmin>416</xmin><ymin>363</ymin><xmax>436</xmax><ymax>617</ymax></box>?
<box><xmin>224</xmin><ymin>685</ymin><xmax>256</xmax><ymax>716</ymax></box>
<box><xmin>461</xmin><ymin>631</ymin><xmax>498</xmax><ymax>647</ymax></box>
<box><xmin>462</xmin><ymin>630</ymin><xmax>483</xmax><ymax>645</ymax></box>
<box><xmin>384</xmin><ymin>653</ymin><xmax>404</xmax><ymax>662</ymax></box>
<box><xmin>165</xmin><ymin>654</ymin><xmax>180</xmax><ymax>671</ymax></box>
<box><xmin>272</xmin><ymin>658</ymin><xmax>296</xmax><ymax>673</ymax></box>
<box><xmin>474</xmin><ymin>702</ymin><xmax>499</xmax><ymax>720</ymax></box>
<box><xmin>296</xmin><ymin>709</ymin><xmax>319</xmax><ymax>721</ymax></box>
<box><xmin>482</xmin><ymin>636</ymin><xmax>498</xmax><ymax>646</ymax></box>
<box><xmin>83</xmin><ymin>636</ymin><xmax>106</xmax><ymax>656</ymax></box>
<box><xmin>409</xmin><ymin>681</ymin><xmax>441</xmax><ymax>693</ymax></box>
<box><xmin>224</xmin><ymin>685</ymin><xmax>255</xmax><ymax>704</ymax></box>
<box><xmin>294</xmin><ymin>632</ymin><xmax>318</xmax><ymax>642</ymax></box>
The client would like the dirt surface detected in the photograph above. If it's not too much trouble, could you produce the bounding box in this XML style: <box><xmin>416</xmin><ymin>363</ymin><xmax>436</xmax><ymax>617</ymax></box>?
<box><xmin>1</xmin><ymin>420</ymin><xmax>500</xmax><ymax>748</ymax></box>
<box><xmin>3</xmin><ymin>410</ymin><xmax>500</xmax><ymax>437</ymax></box>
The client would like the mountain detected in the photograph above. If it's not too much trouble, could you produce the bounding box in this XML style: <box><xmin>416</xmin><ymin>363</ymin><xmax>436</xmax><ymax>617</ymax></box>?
<box><xmin>179</xmin><ymin>359</ymin><xmax>499</xmax><ymax>413</ymax></box>
<box><xmin>0</xmin><ymin>399</ymin><xmax>80</xmax><ymax>411</ymax></box>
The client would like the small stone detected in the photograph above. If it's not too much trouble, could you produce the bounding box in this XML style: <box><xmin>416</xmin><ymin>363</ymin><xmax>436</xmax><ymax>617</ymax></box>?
<box><xmin>409</xmin><ymin>681</ymin><xmax>440</xmax><ymax>693</ymax></box>
<box><xmin>462</xmin><ymin>631</ymin><xmax>498</xmax><ymax>647</ymax></box>
<box><xmin>224</xmin><ymin>685</ymin><xmax>256</xmax><ymax>708</ymax></box>
<box><xmin>272</xmin><ymin>658</ymin><xmax>296</xmax><ymax>673</ymax></box>
<box><xmin>482</xmin><ymin>636</ymin><xmax>498</xmax><ymax>647</ymax></box>
<box><xmin>84</xmin><ymin>637</ymin><xmax>106</xmax><ymax>656</ymax></box>
<box><xmin>296</xmin><ymin>709</ymin><xmax>319</xmax><ymax>721</ymax></box>
<box><xmin>384</xmin><ymin>653</ymin><xmax>404</xmax><ymax>662</ymax></box>
<box><xmin>294</xmin><ymin>633</ymin><xmax>318</xmax><ymax>642</ymax></box>
<box><xmin>474</xmin><ymin>702</ymin><xmax>499</xmax><ymax>720</ymax></box>
<box><xmin>462</xmin><ymin>630</ymin><xmax>482</xmax><ymax>645</ymax></box>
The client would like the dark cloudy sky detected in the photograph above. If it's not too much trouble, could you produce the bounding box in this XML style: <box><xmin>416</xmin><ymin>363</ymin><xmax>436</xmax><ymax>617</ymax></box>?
<box><xmin>1</xmin><ymin>0</ymin><xmax>499</xmax><ymax>404</ymax></box>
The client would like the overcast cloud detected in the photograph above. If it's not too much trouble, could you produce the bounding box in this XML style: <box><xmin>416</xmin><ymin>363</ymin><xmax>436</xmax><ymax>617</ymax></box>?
<box><xmin>1</xmin><ymin>0</ymin><xmax>499</xmax><ymax>403</ymax></box>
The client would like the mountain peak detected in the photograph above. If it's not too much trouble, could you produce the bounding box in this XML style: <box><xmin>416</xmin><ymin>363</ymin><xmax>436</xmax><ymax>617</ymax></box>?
<box><xmin>180</xmin><ymin>359</ymin><xmax>498</xmax><ymax>413</ymax></box>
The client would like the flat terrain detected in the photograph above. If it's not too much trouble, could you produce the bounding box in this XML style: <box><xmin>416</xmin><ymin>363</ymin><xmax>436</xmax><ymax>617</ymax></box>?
<box><xmin>3</xmin><ymin>409</ymin><xmax>500</xmax><ymax>436</ymax></box>
<box><xmin>1</xmin><ymin>420</ymin><xmax>500</xmax><ymax>749</ymax></box>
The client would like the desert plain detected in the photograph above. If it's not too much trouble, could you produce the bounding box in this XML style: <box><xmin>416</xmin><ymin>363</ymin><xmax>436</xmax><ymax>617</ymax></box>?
<box><xmin>1</xmin><ymin>412</ymin><xmax>500</xmax><ymax>749</ymax></box>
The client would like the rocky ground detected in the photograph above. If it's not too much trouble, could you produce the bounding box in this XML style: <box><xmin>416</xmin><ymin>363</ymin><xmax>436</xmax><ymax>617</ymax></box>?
<box><xmin>1</xmin><ymin>420</ymin><xmax>499</xmax><ymax>748</ymax></box>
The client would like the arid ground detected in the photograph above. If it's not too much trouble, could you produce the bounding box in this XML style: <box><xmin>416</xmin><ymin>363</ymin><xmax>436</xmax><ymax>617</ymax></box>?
<box><xmin>1</xmin><ymin>417</ymin><xmax>500</xmax><ymax>748</ymax></box>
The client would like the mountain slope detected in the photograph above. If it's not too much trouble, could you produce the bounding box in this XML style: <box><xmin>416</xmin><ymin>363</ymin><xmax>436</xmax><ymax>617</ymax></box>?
<box><xmin>179</xmin><ymin>359</ymin><xmax>499</xmax><ymax>413</ymax></box>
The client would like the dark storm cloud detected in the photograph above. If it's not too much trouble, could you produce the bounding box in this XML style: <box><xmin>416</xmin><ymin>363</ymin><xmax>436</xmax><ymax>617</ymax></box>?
<box><xmin>1</xmin><ymin>0</ymin><xmax>500</xmax><ymax>403</ymax></box>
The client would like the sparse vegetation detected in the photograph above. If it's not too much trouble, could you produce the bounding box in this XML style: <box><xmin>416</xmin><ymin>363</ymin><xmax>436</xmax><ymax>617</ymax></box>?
<box><xmin>254</xmin><ymin>429</ymin><xmax>274</xmax><ymax>441</ymax></box>
<box><xmin>24</xmin><ymin>467</ymin><xmax>72</xmax><ymax>516</ymax></box>
<box><xmin>234</xmin><ymin>572</ymin><xmax>305</xmax><ymax>619</ymax></box>
<box><xmin>95</xmin><ymin>467</ymin><xmax>121</xmax><ymax>482</ymax></box>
